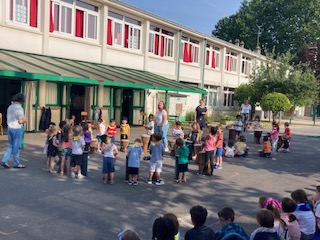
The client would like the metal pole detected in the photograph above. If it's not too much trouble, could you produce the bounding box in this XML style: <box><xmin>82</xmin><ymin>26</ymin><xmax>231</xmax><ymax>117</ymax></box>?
<box><xmin>21</xmin><ymin>80</ymin><xmax>26</xmax><ymax>149</ymax></box>
<box><xmin>110</xmin><ymin>87</ymin><xmax>114</xmax><ymax>119</ymax></box>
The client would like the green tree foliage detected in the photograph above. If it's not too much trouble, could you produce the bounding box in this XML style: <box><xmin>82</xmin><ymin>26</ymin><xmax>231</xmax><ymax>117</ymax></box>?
<box><xmin>234</xmin><ymin>84</ymin><xmax>253</xmax><ymax>106</ymax></box>
<box><xmin>250</xmin><ymin>51</ymin><xmax>318</xmax><ymax>107</ymax></box>
<box><xmin>260</xmin><ymin>92</ymin><xmax>291</xmax><ymax>120</ymax></box>
<box><xmin>212</xmin><ymin>0</ymin><xmax>320</xmax><ymax>55</ymax></box>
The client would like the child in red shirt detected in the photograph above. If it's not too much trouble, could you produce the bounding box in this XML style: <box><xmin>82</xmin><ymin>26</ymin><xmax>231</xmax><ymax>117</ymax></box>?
<box><xmin>284</xmin><ymin>122</ymin><xmax>291</xmax><ymax>139</ymax></box>
<box><xmin>106</xmin><ymin>119</ymin><xmax>117</xmax><ymax>143</ymax></box>
<box><xmin>214</xmin><ymin>124</ymin><xmax>224</xmax><ymax>169</ymax></box>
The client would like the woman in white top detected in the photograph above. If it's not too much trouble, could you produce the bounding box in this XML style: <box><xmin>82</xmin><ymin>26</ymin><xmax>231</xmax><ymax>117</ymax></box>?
<box><xmin>155</xmin><ymin>101</ymin><xmax>169</xmax><ymax>152</ymax></box>
<box><xmin>241</xmin><ymin>99</ymin><xmax>252</xmax><ymax>132</ymax></box>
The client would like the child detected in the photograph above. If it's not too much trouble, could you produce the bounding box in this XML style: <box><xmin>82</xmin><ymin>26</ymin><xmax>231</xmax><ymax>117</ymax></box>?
<box><xmin>284</xmin><ymin>122</ymin><xmax>291</xmax><ymax>139</ymax></box>
<box><xmin>144</xmin><ymin>114</ymin><xmax>155</xmax><ymax>136</ymax></box>
<box><xmin>172</xmin><ymin>121</ymin><xmax>184</xmax><ymax>139</ymax></box>
<box><xmin>202</xmin><ymin>126</ymin><xmax>217</xmax><ymax>176</ymax></box>
<box><xmin>71</xmin><ymin>125</ymin><xmax>85</xmax><ymax>179</ymax></box>
<box><xmin>271</xmin><ymin>122</ymin><xmax>279</xmax><ymax>155</ymax></box>
<box><xmin>308</xmin><ymin>185</ymin><xmax>320</xmax><ymax>203</ymax></box>
<box><xmin>291</xmin><ymin>189</ymin><xmax>316</xmax><ymax>239</ymax></box>
<box><xmin>81</xmin><ymin>122</ymin><xmax>92</xmax><ymax>177</ymax></box>
<box><xmin>69</xmin><ymin>115</ymin><xmax>76</xmax><ymax>127</ymax></box>
<box><xmin>259</xmin><ymin>136</ymin><xmax>271</xmax><ymax>158</ymax></box>
<box><xmin>60</xmin><ymin>124</ymin><xmax>73</xmax><ymax>176</ymax></box>
<box><xmin>120</xmin><ymin>116</ymin><xmax>130</xmax><ymax>140</ymax></box>
<box><xmin>56</xmin><ymin>121</ymin><xmax>66</xmax><ymax>171</ymax></box>
<box><xmin>224</xmin><ymin>140</ymin><xmax>235</xmax><ymax>158</ymax></box>
<box><xmin>253</xmin><ymin>115</ymin><xmax>263</xmax><ymax>144</ymax></box>
<box><xmin>234</xmin><ymin>115</ymin><xmax>243</xmax><ymax>137</ymax></box>
<box><xmin>185</xmin><ymin>205</ymin><xmax>215</xmax><ymax>240</ymax></box>
<box><xmin>147</xmin><ymin>132</ymin><xmax>165</xmax><ymax>185</ymax></box>
<box><xmin>278</xmin><ymin>133</ymin><xmax>290</xmax><ymax>153</ymax></box>
<box><xmin>214</xmin><ymin>124</ymin><xmax>224</xmax><ymax>169</ymax></box>
<box><xmin>96</xmin><ymin>118</ymin><xmax>106</xmax><ymax>152</ymax></box>
<box><xmin>118</xmin><ymin>229</ymin><xmax>140</xmax><ymax>240</ymax></box>
<box><xmin>46</xmin><ymin>125</ymin><xmax>59</xmax><ymax>173</ymax></box>
<box><xmin>163</xmin><ymin>213</ymin><xmax>181</xmax><ymax>240</ymax></box>
<box><xmin>175</xmin><ymin>138</ymin><xmax>189</xmax><ymax>183</ymax></box>
<box><xmin>250</xmin><ymin>209</ymin><xmax>281</xmax><ymax>240</ymax></box>
<box><xmin>235</xmin><ymin>135</ymin><xmax>248</xmax><ymax>157</ymax></box>
<box><xmin>214</xmin><ymin>207</ymin><xmax>249</xmax><ymax>240</ymax></box>
<box><xmin>101</xmin><ymin>134</ymin><xmax>118</xmax><ymax>184</ymax></box>
<box><xmin>127</xmin><ymin>138</ymin><xmax>143</xmax><ymax>186</ymax></box>
<box><xmin>107</xmin><ymin>119</ymin><xmax>117</xmax><ymax>143</ymax></box>
<box><xmin>188</xmin><ymin>122</ymin><xmax>201</xmax><ymax>160</ymax></box>
<box><xmin>281</xmin><ymin>198</ymin><xmax>301</xmax><ymax>240</ymax></box>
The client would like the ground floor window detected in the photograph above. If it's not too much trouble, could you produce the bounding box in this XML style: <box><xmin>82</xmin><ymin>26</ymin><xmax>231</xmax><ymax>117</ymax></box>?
<box><xmin>205</xmin><ymin>86</ymin><xmax>218</xmax><ymax>107</ymax></box>
<box><xmin>223</xmin><ymin>87</ymin><xmax>235</xmax><ymax>107</ymax></box>
<box><xmin>46</xmin><ymin>82</ymin><xmax>58</xmax><ymax>105</ymax></box>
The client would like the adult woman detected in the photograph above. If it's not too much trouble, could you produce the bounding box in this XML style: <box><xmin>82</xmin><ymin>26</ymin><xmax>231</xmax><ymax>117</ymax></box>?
<box><xmin>194</xmin><ymin>100</ymin><xmax>207</xmax><ymax>130</ymax></box>
<box><xmin>155</xmin><ymin>101</ymin><xmax>169</xmax><ymax>152</ymax></box>
<box><xmin>241</xmin><ymin>99</ymin><xmax>252</xmax><ymax>132</ymax></box>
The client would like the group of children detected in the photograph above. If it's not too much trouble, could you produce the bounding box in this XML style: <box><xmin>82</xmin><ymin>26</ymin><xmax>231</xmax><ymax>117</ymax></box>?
<box><xmin>118</xmin><ymin>186</ymin><xmax>320</xmax><ymax>240</ymax></box>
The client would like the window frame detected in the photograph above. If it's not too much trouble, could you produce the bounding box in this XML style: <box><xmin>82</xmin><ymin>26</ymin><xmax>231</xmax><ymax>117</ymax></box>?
<box><xmin>223</xmin><ymin>87</ymin><xmax>235</xmax><ymax>107</ymax></box>
<box><xmin>225</xmin><ymin>51</ymin><xmax>238</xmax><ymax>72</ymax></box>
<box><xmin>10</xmin><ymin>0</ymin><xmax>31</xmax><ymax>26</ymax></box>
<box><xmin>241</xmin><ymin>56</ymin><xmax>252</xmax><ymax>75</ymax></box>
<box><xmin>148</xmin><ymin>25</ymin><xmax>175</xmax><ymax>58</ymax></box>
<box><xmin>205</xmin><ymin>85</ymin><xmax>219</xmax><ymax>107</ymax></box>
<box><xmin>52</xmin><ymin>0</ymin><xmax>74</xmax><ymax>36</ymax></box>
<box><xmin>75</xmin><ymin>4</ymin><xmax>99</xmax><ymax>40</ymax></box>
<box><xmin>180</xmin><ymin>37</ymin><xmax>200</xmax><ymax>64</ymax></box>
<box><xmin>205</xmin><ymin>44</ymin><xmax>220</xmax><ymax>69</ymax></box>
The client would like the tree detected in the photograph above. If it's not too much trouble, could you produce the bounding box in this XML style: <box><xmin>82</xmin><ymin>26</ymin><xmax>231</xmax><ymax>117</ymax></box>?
<box><xmin>212</xmin><ymin>0</ymin><xmax>320</xmax><ymax>55</ymax></box>
<box><xmin>234</xmin><ymin>84</ymin><xmax>254</xmax><ymax>106</ymax></box>
<box><xmin>260</xmin><ymin>92</ymin><xmax>291</xmax><ymax>121</ymax></box>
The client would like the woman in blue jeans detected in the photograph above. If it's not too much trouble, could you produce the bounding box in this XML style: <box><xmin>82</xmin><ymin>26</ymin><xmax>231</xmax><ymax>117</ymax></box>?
<box><xmin>155</xmin><ymin>101</ymin><xmax>170</xmax><ymax>152</ymax></box>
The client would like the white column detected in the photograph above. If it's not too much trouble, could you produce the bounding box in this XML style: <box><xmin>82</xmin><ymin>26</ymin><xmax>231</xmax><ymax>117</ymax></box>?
<box><xmin>219</xmin><ymin>47</ymin><xmax>226</xmax><ymax>107</ymax></box>
<box><xmin>0</xmin><ymin>0</ymin><xmax>5</xmax><ymax>23</ymax></box>
<box><xmin>101</xmin><ymin>5</ymin><xmax>108</xmax><ymax>64</ymax></box>
<box><xmin>174</xmin><ymin>30</ymin><xmax>181</xmax><ymax>80</ymax></box>
<box><xmin>238</xmin><ymin>53</ymin><xmax>243</xmax><ymax>85</ymax></box>
<box><xmin>98</xmin><ymin>84</ymin><xmax>104</xmax><ymax>108</ymax></box>
<box><xmin>42</xmin><ymin>0</ymin><xmax>50</xmax><ymax>54</ymax></box>
<box><xmin>142</xmin><ymin>20</ymin><xmax>150</xmax><ymax>71</ymax></box>
<box><xmin>39</xmin><ymin>80</ymin><xmax>46</xmax><ymax>107</ymax></box>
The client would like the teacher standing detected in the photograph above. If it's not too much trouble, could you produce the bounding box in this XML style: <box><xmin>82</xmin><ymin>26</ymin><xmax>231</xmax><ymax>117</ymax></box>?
<box><xmin>155</xmin><ymin>101</ymin><xmax>170</xmax><ymax>152</ymax></box>
<box><xmin>240</xmin><ymin>99</ymin><xmax>252</xmax><ymax>132</ymax></box>
<box><xmin>194</xmin><ymin>99</ymin><xmax>207</xmax><ymax>130</ymax></box>
<box><xmin>1</xmin><ymin>93</ymin><xmax>27</xmax><ymax>169</ymax></box>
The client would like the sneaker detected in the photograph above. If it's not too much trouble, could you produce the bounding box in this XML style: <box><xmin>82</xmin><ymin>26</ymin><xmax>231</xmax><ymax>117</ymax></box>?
<box><xmin>110</xmin><ymin>180</ymin><xmax>115</xmax><ymax>185</ymax></box>
<box><xmin>128</xmin><ymin>180</ymin><xmax>133</xmax><ymax>185</ymax></box>
<box><xmin>164</xmin><ymin>148</ymin><xmax>170</xmax><ymax>153</ymax></box>
<box><xmin>213</xmin><ymin>163</ymin><xmax>217</xmax><ymax>169</ymax></box>
<box><xmin>133</xmin><ymin>181</ymin><xmax>138</xmax><ymax>186</ymax></box>
<box><xmin>77</xmin><ymin>174</ymin><xmax>85</xmax><ymax>179</ymax></box>
<box><xmin>216</xmin><ymin>165</ymin><xmax>222</xmax><ymax>169</ymax></box>
<box><xmin>286</xmin><ymin>149</ymin><xmax>290</xmax><ymax>152</ymax></box>
<box><xmin>155</xmin><ymin>180</ymin><xmax>165</xmax><ymax>186</ymax></box>
<box><xmin>1</xmin><ymin>162</ymin><xmax>10</xmax><ymax>169</ymax></box>
<box><xmin>147</xmin><ymin>179</ymin><xmax>152</xmax><ymax>185</ymax></box>
<box><xmin>71</xmin><ymin>172</ymin><xmax>76</xmax><ymax>178</ymax></box>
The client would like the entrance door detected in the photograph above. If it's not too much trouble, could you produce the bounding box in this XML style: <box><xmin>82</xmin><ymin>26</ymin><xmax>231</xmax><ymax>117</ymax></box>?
<box><xmin>122</xmin><ymin>89</ymin><xmax>133</xmax><ymax>124</ymax></box>
<box><xmin>70</xmin><ymin>85</ymin><xmax>85</xmax><ymax>125</ymax></box>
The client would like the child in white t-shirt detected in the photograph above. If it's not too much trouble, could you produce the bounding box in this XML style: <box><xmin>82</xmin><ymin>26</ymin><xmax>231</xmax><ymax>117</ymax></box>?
<box><xmin>233</xmin><ymin>115</ymin><xmax>243</xmax><ymax>136</ymax></box>
<box><xmin>172</xmin><ymin>121</ymin><xmax>184</xmax><ymax>139</ymax></box>
<box><xmin>144</xmin><ymin>114</ymin><xmax>155</xmax><ymax>136</ymax></box>
<box><xmin>224</xmin><ymin>140</ymin><xmax>235</xmax><ymax>158</ymax></box>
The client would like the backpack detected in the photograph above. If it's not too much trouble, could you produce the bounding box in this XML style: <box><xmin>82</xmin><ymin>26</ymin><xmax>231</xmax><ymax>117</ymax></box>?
<box><xmin>279</xmin><ymin>218</ymin><xmax>290</xmax><ymax>240</ymax></box>
<box><xmin>220</xmin><ymin>232</ymin><xmax>249</xmax><ymax>240</ymax></box>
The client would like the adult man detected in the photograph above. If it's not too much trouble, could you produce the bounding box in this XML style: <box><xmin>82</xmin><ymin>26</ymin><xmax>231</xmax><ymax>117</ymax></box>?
<box><xmin>240</xmin><ymin>99</ymin><xmax>252</xmax><ymax>132</ymax></box>
<box><xmin>1</xmin><ymin>93</ymin><xmax>27</xmax><ymax>169</ymax></box>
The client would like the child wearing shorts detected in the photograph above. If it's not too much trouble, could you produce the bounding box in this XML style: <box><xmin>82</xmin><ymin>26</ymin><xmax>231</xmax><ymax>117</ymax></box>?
<box><xmin>175</xmin><ymin>138</ymin><xmax>189</xmax><ymax>183</ymax></box>
<box><xmin>96</xmin><ymin>118</ymin><xmax>106</xmax><ymax>152</ymax></box>
<box><xmin>147</xmin><ymin>133</ymin><xmax>165</xmax><ymax>185</ymax></box>
<box><xmin>101</xmin><ymin>134</ymin><xmax>118</xmax><ymax>185</ymax></box>
<box><xmin>71</xmin><ymin>125</ymin><xmax>85</xmax><ymax>179</ymax></box>
<box><xmin>214</xmin><ymin>124</ymin><xmax>224</xmax><ymax>169</ymax></box>
<box><xmin>127</xmin><ymin>138</ymin><xmax>143</xmax><ymax>186</ymax></box>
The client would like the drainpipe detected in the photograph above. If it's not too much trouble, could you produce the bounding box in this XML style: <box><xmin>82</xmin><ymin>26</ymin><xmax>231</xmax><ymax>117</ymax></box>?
<box><xmin>35</xmin><ymin>80</ymin><xmax>39</xmax><ymax>131</ymax></box>
<box><xmin>201</xmin><ymin>39</ymin><xmax>207</xmax><ymax>99</ymax></box>
<box><xmin>110</xmin><ymin>87</ymin><xmax>114</xmax><ymax>119</ymax></box>
<box><xmin>176</xmin><ymin>30</ymin><xmax>182</xmax><ymax>82</ymax></box>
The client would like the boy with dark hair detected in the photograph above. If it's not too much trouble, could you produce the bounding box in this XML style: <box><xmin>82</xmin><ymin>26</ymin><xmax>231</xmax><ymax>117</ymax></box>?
<box><xmin>215</xmin><ymin>207</ymin><xmax>249</xmax><ymax>240</ymax></box>
<box><xmin>185</xmin><ymin>205</ymin><xmax>215</xmax><ymax>240</ymax></box>
<box><xmin>250</xmin><ymin>209</ymin><xmax>280</xmax><ymax>240</ymax></box>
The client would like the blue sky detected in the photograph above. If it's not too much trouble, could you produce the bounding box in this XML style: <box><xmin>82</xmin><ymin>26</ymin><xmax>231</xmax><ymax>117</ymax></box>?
<box><xmin>121</xmin><ymin>0</ymin><xmax>243</xmax><ymax>35</ymax></box>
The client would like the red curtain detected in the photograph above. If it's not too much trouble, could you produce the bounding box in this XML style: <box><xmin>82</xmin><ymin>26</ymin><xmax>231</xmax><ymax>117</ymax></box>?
<box><xmin>154</xmin><ymin>34</ymin><xmax>159</xmax><ymax>55</ymax></box>
<box><xmin>188</xmin><ymin>44</ymin><xmax>193</xmax><ymax>62</ymax></box>
<box><xmin>29</xmin><ymin>0</ymin><xmax>37</xmax><ymax>27</ymax></box>
<box><xmin>49</xmin><ymin>1</ymin><xmax>54</xmax><ymax>32</ymax></box>
<box><xmin>206</xmin><ymin>51</ymin><xmax>209</xmax><ymax>65</ymax></box>
<box><xmin>183</xmin><ymin>43</ymin><xmax>189</xmax><ymax>62</ymax></box>
<box><xmin>225</xmin><ymin>56</ymin><xmax>229</xmax><ymax>70</ymax></box>
<box><xmin>124</xmin><ymin>25</ymin><xmax>129</xmax><ymax>48</ymax></box>
<box><xmin>75</xmin><ymin>9</ymin><xmax>84</xmax><ymax>37</ymax></box>
<box><xmin>229</xmin><ymin>57</ymin><xmax>233</xmax><ymax>71</ymax></box>
<box><xmin>107</xmin><ymin>19</ymin><xmax>113</xmax><ymax>45</ymax></box>
<box><xmin>10</xmin><ymin>0</ymin><xmax>13</xmax><ymax>20</ymax></box>
<box><xmin>211</xmin><ymin>51</ymin><xmax>216</xmax><ymax>68</ymax></box>
<box><xmin>160</xmin><ymin>36</ymin><xmax>165</xmax><ymax>57</ymax></box>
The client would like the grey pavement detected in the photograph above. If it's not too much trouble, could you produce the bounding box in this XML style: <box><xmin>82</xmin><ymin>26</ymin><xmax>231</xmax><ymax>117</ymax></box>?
<box><xmin>0</xmin><ymin>125</ymin><xmax>319</xmax><ymax>240</ymax></box>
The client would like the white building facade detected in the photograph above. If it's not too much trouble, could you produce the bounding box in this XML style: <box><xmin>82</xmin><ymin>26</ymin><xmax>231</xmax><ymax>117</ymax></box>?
<box><xmin>0</xmin><ymin>0</ymin><xmax>265</xmax><ymax>130</ymax></box>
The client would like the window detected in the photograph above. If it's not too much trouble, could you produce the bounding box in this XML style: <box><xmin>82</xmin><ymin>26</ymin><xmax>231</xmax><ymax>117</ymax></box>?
<box><xmin>225</xmin><ymin>51</ymin><xmax>237</xmax><ymax>72</ymax></box>
<box><xmin>180</xmin><ymin>37</ymin><xmax>200</xmax><ymax>63</ymax></box>
<box><xmin>46</xmin><ymin>82</ymin><xmax>58</xmax><ymax>105</ymax></box>
<box><xmin>149</xmin><ymin>25</ymin><xmax>174</xmax><ymax>58</ymax></box>
<box><xmin>205</xmin><ymin>85</ymin><xmax>218</xmax><ymax>107</ymax></box>
<box><xmin>50</xmin><ymin>0</ymin><xmax>99</xmax><ymax>40</ymax></box>
<box><xmin>9</xmin><ymin>0</ymin><xmax>38</xmax><ymax>27</ymax></box>
<box><xmin>107</xmin><ymin>11</ymin><xmax>142</xmax><ymax>50</ymax></box>
<box><xmin>242</xmin><ymin>56</ymin><xmax>252</xmax><ymax>75</ymax></box>
<box><xmin>223</xmin><ymin>88</ymin><xmax>235</xmax><ymax>107</ymax></box>
<box><xmin>205</xmin><ymin>44</ymin><xmax>220</xmax><ymax>69</ymax></box>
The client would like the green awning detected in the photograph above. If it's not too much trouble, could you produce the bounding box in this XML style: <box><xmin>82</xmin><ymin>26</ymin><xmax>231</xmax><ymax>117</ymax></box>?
<box><xmin>0</xmin><ymin>48</ymin><xmax>206</xmax><ymax>94</ymax></box>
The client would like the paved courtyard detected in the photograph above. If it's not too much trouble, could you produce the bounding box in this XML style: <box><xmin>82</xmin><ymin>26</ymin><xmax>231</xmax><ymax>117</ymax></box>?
<box><xmin>0</xmin><ymin>124</ymin><xmax>319</xmax><ymax>240</ymax></box>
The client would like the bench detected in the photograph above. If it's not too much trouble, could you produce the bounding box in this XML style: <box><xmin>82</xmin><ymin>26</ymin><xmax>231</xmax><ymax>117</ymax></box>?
<box><xmin>169</xmin><ymin>115</ymin><xmax>179</xmax><ymax>122</ymax></box>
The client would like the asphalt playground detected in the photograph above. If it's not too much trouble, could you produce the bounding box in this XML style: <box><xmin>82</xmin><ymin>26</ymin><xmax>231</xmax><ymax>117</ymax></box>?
<box><xmin>0</xmin><ymin>124</ymin><xmax>319</xmax><ymax>240</ymax></box>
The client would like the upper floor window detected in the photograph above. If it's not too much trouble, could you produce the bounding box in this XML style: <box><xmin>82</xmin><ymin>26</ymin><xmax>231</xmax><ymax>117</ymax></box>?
<box><xmin>9</xmin><ymin>0</ymin><xmax>38</xmax><ymax>27</ymax></box>
<box><xmin>148</xmin><ymin>25</ymin><xmax>174</xmax><ymax>58</ymax></box>
<box><xmin>50</xmin><ymin>0</ymin><xmax>99</xmax><ymax>40</ymax></box>
<box><xmin>242</xmin><ymin>56</ymin><xmax>252</xmax><ymax>75</ymax></box>
<box><xmin>205</xmin><ymin>44</ymin><xmax>220</xmax><ymax>69</ymax></box>
<box><xmin>225</xmin><ymin>51</ymin><xmax>237</xmax><ymax>72</ymax></box>
<box><xmin>180</xmin><ymin>37</ymin><xmax>200</xmax><ymax>63</ymax></box>
<box><xmin>107</xmin><ymin>11</ymin><xmax>141</xmax><ymax>50</ymax></box>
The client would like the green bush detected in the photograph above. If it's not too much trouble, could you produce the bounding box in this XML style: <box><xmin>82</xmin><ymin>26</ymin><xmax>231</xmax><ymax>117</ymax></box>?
<box><xmin>220</xmin><ymin>115</ymin><xmax>236</xmax><ymax>121</ymax></box>
<box><xmin>185</xmin><ymin>111</ymin><xmax>194</xmax><ymax>122</ymax></box>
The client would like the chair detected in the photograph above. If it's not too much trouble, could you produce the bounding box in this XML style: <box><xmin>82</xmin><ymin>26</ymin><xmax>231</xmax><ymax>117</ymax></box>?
<box><xmin>0</xmin><ymin>113</ymin><xmax>3</xmax><ymax>135</ymax></box>
<box><xmin>138</xmin><ymin>112</ymin><xmax>146</xmax><ymax>125</ymax></box>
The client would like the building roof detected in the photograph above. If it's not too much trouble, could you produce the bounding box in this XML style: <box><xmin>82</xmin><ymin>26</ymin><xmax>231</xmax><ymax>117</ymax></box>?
<box><xmin>0</xmin><ymin>49</ymin><xmax>206</xmax><ymax>94</ymax></box>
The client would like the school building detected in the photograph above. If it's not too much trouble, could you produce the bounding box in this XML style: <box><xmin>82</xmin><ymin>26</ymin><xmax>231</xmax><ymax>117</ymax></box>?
<box><xmin>0</xmin><ymin>0</ymin><xmax>267</xmax><ymax>131</ymax></box>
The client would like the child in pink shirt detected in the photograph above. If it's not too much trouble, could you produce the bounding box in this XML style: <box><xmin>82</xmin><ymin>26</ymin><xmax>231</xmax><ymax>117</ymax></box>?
<box><xmin>202</xmin><ymin>126</ymin><xmax>217</xmax><ymax>176</ymax></box>
<box><xmin>271</xmin><ymin>121</ymin><xmax>279</xmax><ymax>155</ymax></box>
